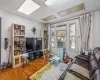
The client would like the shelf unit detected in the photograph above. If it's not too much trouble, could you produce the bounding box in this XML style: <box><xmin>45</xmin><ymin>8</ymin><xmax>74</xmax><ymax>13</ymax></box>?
<box><xmin>41</xmin><ymin>30</ymin><xmax>48</xmax><ymax>55</ymax></box>
<box><xmin>11</xmin><ymin>23</ymin><xmax>26</xmax><ymax>68</ymax></box>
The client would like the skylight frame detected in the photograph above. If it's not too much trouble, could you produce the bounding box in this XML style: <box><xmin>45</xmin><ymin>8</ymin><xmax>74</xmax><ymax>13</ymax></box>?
<box><xmin>18</xmin><ymin>0</ymin><xmax>40</xmax><ymax>15</ymax></box>
<box><xmin>41</xmin><ymin>15</ymin><xmax>57</xmax><ymax>21</ymax></box>
<box><xmin>58</xmin><ymin>3</ymin><xmax>85</xmax><ymax>17</ymax></box>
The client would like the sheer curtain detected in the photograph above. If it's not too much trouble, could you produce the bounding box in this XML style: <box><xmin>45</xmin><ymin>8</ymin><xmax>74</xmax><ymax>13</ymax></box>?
<box><xmin>80</xmin><ymin>13</ymin><xmax>92</xmax><ymax>52</ymax></box>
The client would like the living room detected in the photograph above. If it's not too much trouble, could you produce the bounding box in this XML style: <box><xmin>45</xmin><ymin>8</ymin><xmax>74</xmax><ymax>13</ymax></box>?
<box><xmin>0</xmin><ymin>0</ymin><xmax>100</xmax><ymax>80</ymax></box>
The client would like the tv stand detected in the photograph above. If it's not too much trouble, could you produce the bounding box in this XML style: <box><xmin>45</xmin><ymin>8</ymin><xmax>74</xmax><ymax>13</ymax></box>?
<box><xmin>28</xmin><ymin>50</ymin><xmax>43</xmax><ymax>61</ymax></box>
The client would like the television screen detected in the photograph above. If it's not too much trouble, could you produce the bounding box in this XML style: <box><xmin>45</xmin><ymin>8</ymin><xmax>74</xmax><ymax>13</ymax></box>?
<box><xmin>26</xmin><ymin>38</ymin><xmax>36</xmax><ymax>52</ymax></box>
<box><xmin>36</xmin><ymin>38</ymin><xmax>42</xmax><ymax>50</ymax></box>
<box><xmin>26</xmin><ymin>38</ymin><xmax>42</xmax><ymax>52</ymax></box>
<box><xmin>26</xmin><ymin>42</ymin><xmax>33</xmax><ymax>51</ymax></box>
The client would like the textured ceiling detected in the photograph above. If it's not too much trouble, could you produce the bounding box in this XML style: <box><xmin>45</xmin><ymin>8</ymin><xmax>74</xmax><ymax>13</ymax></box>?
<box><xmin>0</xmin><ymin>0</ymin><xmax>100</xmax><ymax>23</ymax></box>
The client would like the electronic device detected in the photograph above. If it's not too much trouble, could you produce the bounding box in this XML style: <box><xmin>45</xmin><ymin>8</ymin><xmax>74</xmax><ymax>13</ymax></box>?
<box><xmin>36</xmin><ymin>38</ymin><xmax>42</xmax><ymax>51</ymax></box>
<box><xmin>4</xmin><ymin>38</ymin><xmax>8</xmax><ymax>50</ymax></box>
<box><xmin>26</xmin><ymin>38</ymin><xmax>42</xmax><ymax>52</ymax></box>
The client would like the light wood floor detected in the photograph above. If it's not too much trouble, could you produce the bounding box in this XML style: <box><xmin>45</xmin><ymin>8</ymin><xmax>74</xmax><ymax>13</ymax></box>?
<box><xmin>0</xmin><ymin>57</ymin><xmax>49</xmax><ymax>80</ymax></box>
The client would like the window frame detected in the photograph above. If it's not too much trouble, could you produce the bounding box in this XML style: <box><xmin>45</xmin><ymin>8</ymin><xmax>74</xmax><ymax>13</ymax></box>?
<box><xmin>56</xmin><ymin>25</ymin><xmax>67</xmax><ymax>48</ymax></box>
<box><xmin>50</xmin><ymin>26</ymin><xmax>56</xmax><ymax>47</ymax></box>
<box><xmin>69</xmin><ymin>23</ymin><xmax>76</xmax><ymax>50</ymax></box>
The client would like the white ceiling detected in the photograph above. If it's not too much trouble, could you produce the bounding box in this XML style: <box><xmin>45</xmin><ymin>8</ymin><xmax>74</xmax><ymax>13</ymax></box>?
<box><xmin>0</xmin><ymin>0</ymin><xmax>100</xmax><ymax>23</ymax></box>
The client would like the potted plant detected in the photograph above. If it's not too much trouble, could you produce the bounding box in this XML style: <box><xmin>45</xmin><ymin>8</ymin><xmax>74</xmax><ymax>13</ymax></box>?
<box><xmin>45</xmin><ymin>49</ymin><xmax>51</xmax><ymax>57</ymax></box>
<box><xmin>44</xmin><ymin>32</ymin><xmax>48</xmax><ymax>40</ymax></box>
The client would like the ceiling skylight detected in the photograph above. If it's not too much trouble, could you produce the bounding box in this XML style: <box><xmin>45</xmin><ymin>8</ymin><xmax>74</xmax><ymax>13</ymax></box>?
<box><xmin>58</xmin><ymin>3</ymin><xmax>85</xmax><ymax>17</ymax></box>
<box><xmin>44</xmin><ymin>0</ymin><xmax>57</xmax><ymax>6</ymax></box>
<box><xmin>42</xmin><ymin>15</ymin><xmax>57</xmax><ymax>21</ymax></box>
<box><xmin>18</xmin><ymin>0</ymin><xmax>40</xmax><ymax>15</ymax></box>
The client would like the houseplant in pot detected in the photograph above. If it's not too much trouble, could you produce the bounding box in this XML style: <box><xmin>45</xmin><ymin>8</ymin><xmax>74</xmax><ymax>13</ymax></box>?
<box><xmin>45</xmin><ymin>49</ymin><xmax>51</xmax><ymax>57</ymax></box>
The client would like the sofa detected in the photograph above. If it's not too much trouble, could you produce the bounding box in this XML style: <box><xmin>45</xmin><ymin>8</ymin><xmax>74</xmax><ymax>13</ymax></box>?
<box><xmin>59</xmin><ymin>47</ymin><xmax>100</xmax><ymax>80</ymax></box>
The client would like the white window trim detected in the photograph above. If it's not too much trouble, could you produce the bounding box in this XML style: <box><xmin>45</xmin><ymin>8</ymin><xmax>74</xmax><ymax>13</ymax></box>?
<box><xmin>50</xmin><ymin>26</ymin><xmax>56</xmax><ymax>48</ymax></box>
<box><xmin>69</xmin><ymin>23</ymin><xmax>76</xmax><ymax>50</ymax></box>
<box><xmin>56</xmin><ymin>24</ymin><xmax>67</xmax><ymax>48</ymax></box>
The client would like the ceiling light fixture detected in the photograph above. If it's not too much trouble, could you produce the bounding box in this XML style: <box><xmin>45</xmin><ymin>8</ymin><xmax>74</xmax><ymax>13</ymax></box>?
<box><xmin>18</xmin><ymin>0</ymin><xmax>40</xmax><ymax>15</ymax></box>
<box><xmin>44</xmin><ymin>0</ymin><xmax>57</xmax><ymax>6</ymax></box>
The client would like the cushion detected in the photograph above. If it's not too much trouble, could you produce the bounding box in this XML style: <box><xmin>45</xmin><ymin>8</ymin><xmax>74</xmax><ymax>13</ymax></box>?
<box><xmin>90</xmin><ymin>58</ymin><xmax>99</xmax><ymax>76</ymax></box>
<box><xmin>94</xmin><ymin>74</ymin><xmax>100</xmax><ymax>80</ymax></box>
<box><xmin>89</xmin><ymin>54</ymin><xmax>95</xmax><ymax>61</ymax></box>
<box><xmin>64</xmin><ymin>72</ymin><xmax>81</xmax><ymax>80</ymax></box>
<box><xmin>91</xmin><ymin>69</ymin><xmax>100</xmax><ymax>80</ymax></box>
<box><xmin>93</xmin><ymin>47</ymin><xmax>100</xmax><ymax>54</ymax></box>
<box><xmin>95</xmin><ymin>50</ymin><xmax>100</xmax><ymax>62</ymax></box>
<box><xmin>69</xmin><ymin>64</ymin><xmax>90</xmax><ymax>79</ymax></box>
<box><xmin>94</xmin><ymin>69</ymin><xmax>100</xmax><ymax>74</ymax></box>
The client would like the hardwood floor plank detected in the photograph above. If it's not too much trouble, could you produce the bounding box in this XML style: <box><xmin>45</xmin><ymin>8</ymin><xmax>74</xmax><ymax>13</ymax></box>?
<box><xmin>0</xmin><ymin>57</ymin><xmax>49</xmax><ymax>80</ymax></box>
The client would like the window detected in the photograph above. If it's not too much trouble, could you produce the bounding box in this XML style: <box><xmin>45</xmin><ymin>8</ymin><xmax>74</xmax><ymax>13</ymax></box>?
<box><xmin>51</xmin><ymin>27</ymin><xmax>55</xmax><ymax>47</ymax></box>
<box><xmin>70</xmin><ymin>24</ymin><xmax>76</xmax><ymax>49</ymax></box>
<box><xmin>57</xmin><ymin>26</ymin><xmax>66</xmax><ymax>47</ymax></box>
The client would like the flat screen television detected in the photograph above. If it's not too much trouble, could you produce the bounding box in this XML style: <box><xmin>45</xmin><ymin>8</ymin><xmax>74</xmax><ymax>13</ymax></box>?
<box><xmin>36</xmin><ymin>38</ymin><xmax>42</xmax><ymax>51</ymax></box>
<box><xmin>26</xmin><ymin>38</ymin><xmax>42</xmax><ymax>52</ymax></box>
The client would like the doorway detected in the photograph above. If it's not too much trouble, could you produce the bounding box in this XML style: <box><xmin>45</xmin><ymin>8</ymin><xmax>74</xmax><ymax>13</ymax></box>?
<box><xmin>66</xmin><ymin>19</ymin><xmax>81</xmax><ymax>58</ymax></box>
<box><xmin>50</xmin><ymin>19</ymin><xmax>81</xmax><ymax>58</ymax></box>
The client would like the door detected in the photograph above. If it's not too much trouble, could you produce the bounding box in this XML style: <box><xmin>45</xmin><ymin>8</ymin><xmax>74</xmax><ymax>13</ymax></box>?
<box><xmin>50</xmin><ymin>19</ymin><xmax>81</xmax><ymax>58</ymax></box>
<box><xmin>66</xmin><ymin>19</ymin><xmax>81</xmax><ymax>58</ymax></box>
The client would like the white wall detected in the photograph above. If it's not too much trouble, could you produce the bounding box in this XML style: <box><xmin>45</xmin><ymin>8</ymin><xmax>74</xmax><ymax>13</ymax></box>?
<box><xmin>91</xmin><ymin>11</ymin><xmax>100</xmax><ymax>49</ymax></box>
<box><xmin>0</xmin><ymin>9</ymin><xmax>47</xmax><ymax>64</ymax></box>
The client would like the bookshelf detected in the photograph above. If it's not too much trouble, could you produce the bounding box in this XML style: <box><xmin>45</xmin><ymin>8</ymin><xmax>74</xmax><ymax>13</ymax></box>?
<box><xmin>11</xmin><ymin>23</ymin><xmax>26</xmax><ymax>68</ymax></box>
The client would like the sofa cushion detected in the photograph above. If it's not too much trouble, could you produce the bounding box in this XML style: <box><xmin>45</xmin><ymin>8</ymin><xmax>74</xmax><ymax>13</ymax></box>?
<box><xmin>93</xmin><ymin>47</ymin><xmax>100</xmax><ymax>54</ymax></box>
<box><xmin>94</xmin><ymin>74</ymin><xmax>100</xmax><ymax>80</ymax></box>
<box><xmin>64</xmin><ymin>72</ymin><xmax>81</xmax><ymax>80</ymax></box>
<box><xmin>90</xmin><ymin>59</ymin><xmax>99</xmax><ymax>76</ymax></box>
<box><xmin>89</xmin><ymin>54</ymin><xmax>95</xmax><ymax>61</ymax></box>
<box><xmin>94</xmin><ymin>69</ymin><xmax>100</xmax><ymax>74</ymax></box>
<box><xmin>95</xmin><ymin>50</ymin><xmax>100</xmax><ymax>62</ymax></box>
<box><xmin>91</xmin><ymin>69</ymin><xmax>100</xmax><ymax>80</ymax></box>
<box><xmin>69</xmin><ymin>64</ymin><xmax>90</xmax><ymax>79</ymax></box>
